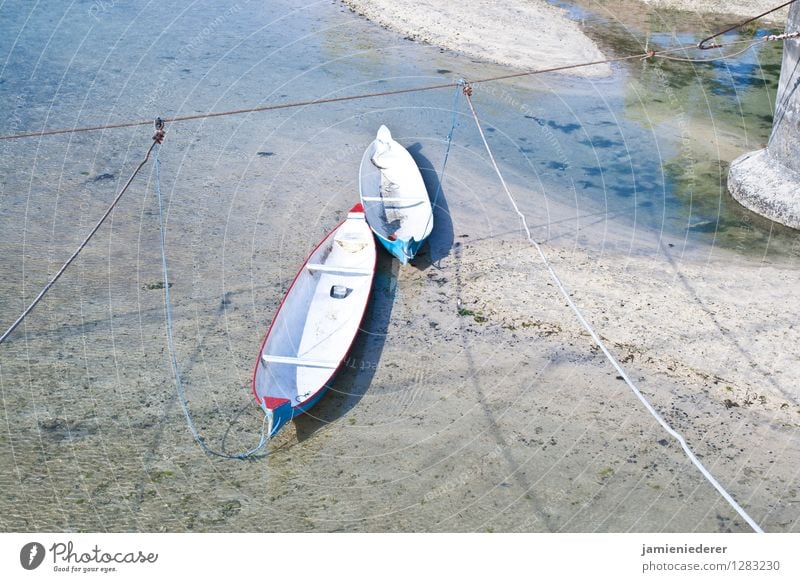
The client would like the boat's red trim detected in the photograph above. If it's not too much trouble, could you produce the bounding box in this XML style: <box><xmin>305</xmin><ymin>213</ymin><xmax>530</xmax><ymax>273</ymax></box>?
<box><xmin>251</xmin><ymin>204</ymin><xmax>375</xmax><ymax>411</ymax></box>
<box><xmin>263</xmin><ymin>397</ymin><xmax>290</xmax><ymax>409</ymax></box>
<box><xmin>251</xmin><ymin>219</ymin><xmax>344</xmax><ymax>408</ymax></box>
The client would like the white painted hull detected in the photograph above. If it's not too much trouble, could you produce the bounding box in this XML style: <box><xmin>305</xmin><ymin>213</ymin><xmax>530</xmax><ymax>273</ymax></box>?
<box><xmin>359</xmin><ymin>125</ymin><xmax>433</xmax><ymax>264</ymax></box>
<box><xmin>252</xmin><ymin>204</ymin><xmax>376</xmax><ymax>437</ymax></box>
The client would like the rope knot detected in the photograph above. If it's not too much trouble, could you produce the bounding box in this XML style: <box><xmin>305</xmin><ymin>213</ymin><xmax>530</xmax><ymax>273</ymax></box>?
<box><xmin>462</xmin><ymin>82</ymin><xmax>473</xmax><ymax>98</ymax></box>
<box><xmin>153</xmin><ymin>117</ymin><xmax>166</xmax><ymax>144</ymax></box>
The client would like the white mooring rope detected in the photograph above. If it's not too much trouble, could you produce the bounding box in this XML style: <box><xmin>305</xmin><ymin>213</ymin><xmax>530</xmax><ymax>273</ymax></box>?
<box><xmin>461</xmin><ymin>87</ymin><xmax>764</xmax><ymax>533</ymax></box>
<box><xmin>153</xmin><ymin>138</ymin><xmax>269</xmax><ymax>460</ymax></box>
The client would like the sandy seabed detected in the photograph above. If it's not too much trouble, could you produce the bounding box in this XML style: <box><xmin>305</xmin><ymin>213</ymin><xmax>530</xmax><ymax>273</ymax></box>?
<box><xmin>2</xmin><ymin>144</ymin><xmax>798</xmax><ymax>532</ymax></box>
<box><xmin>1</xmin><ymin>0</ymin><xmax>798</xmax><ymax>534</ymax></box>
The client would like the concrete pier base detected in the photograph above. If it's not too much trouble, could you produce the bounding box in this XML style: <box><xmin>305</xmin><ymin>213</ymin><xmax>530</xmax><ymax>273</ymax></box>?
<box><xmin>728</xmin><ymin>149</ymin><xmax>800</xmax><ymax>229</ymax></box>
<box><xmin>727</xmin><ymin>3</ymin><xmax>800</xmax><ymax>230</ymax></box>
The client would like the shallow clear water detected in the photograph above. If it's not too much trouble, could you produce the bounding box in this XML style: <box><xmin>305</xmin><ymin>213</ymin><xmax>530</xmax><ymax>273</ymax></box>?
<box><xmin>2</xmin><ymin>1</ymin><xmax>797</xmax><ymax>259</ymax></box>
<box><xmin>1</xmin><ymin>0</ymin><xmax>799</xmax><ymax>533</ymax></box>
<box><xmin>547</xmin><ymin>0</ymin><xmax>800</xmax><ymax>256</ymax></box>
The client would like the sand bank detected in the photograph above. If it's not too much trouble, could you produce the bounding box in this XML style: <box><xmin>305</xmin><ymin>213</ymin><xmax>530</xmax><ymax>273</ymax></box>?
<box><xmin>341</xmin><ymin>0</ymin><xmax>612</xmax><ymax>77</ymax></box>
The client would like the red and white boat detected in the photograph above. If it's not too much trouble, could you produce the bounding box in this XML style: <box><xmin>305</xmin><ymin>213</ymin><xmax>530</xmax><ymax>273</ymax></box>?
<box><xmin>252</xmin><ymin>204</ymin><xmax>376</xmax><ymax>438</ymax></box>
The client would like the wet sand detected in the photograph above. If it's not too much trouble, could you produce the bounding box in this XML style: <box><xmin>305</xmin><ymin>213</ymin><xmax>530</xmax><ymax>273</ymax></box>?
<box><xmin>1</xmin><ymin>0</ymin><xmax>799</xmax><ymax>534</ymax></box>
<box><xmin>340</xmin><ymin>0</ymin><xmax>612</xmax><ymax>77</ymax></box>
<box><xmin>1</xmin><ymin>131</ymin><xmax>798</xmax><ymax>532</ymax></box>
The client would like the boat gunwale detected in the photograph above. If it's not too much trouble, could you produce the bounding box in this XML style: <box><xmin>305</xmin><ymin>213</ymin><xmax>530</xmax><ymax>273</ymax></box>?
<box><xmin>251</xmin><ymin>205</ymin><xmax>376</xmax><ymax>413</ymax></box>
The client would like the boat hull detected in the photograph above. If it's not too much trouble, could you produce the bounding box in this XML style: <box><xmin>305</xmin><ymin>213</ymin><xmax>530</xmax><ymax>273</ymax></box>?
<box><xmin>374</xmin><ymin>232</ymin><xmax>425</xmax><ymax>265</ymax></box>
<box><xmin>252</xmin><ymin>204</ymin><xmax>376</xmax><ymax>439</ymax></box>
<box><xmin>359</xmin><ymin>125</ymin><xmax>433</xmax><ymax>264</ymax></box>
<box><xmin>265</xmin><ymin>382</ymin><xmax>332</xmax><ymax>438</ymax></box>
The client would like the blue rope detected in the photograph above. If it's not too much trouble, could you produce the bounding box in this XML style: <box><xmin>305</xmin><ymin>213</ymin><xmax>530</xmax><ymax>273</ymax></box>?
<box><xmin>153</xmin><ymin>142</ymin><xmax>269</xmax><ymax>460</ymax></box>
<box><xmin>423</xmin><ymin>81</ymin><xmax>463</xmax><ymax>239</ymax></box>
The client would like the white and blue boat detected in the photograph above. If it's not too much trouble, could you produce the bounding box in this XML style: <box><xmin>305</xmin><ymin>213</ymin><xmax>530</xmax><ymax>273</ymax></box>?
<box><xmin>252</xmin><ymin>204</ymin><xmax>376</xmax><ymax>438</ymax></box>
<box><xmin>359</xmin><ymin>125</ymin><xmax>433</xmax><ymax>265</ymax></box>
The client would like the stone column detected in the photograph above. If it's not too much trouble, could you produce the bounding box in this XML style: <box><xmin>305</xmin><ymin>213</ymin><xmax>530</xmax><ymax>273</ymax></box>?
<box><xmin>728</xmin><ymin>3</ymin><xmax>800</xmax><ymax>229</ymax></box>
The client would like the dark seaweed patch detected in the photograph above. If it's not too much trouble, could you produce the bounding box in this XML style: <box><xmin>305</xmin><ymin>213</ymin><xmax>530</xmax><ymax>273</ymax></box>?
<box><xmin>580</xmin><ymin>137</ymin><xmax>620</xmax><ymax>149</ymax></box>
<box><xmin>524</xmin><ymin>115</ymin><xmax>545</xmax><ymax>126</ymax></box>
<box><xmin>547</xmin><ymin>120</ymin><xmax>581</xmax><ymax>134</ymax></box>
<box><xmin>610</xmin><ymin>184</ymin><xmax>634</xmax><ymax>197</ymax></box>
<box><xmin>39</xmin><ymin>418</ymin><xmax>95</xmax><ymax>442</ymax></box>
<box><xmin>582</xmin><ymin>166</ymin><xmax>603</xmax><ymax>177</ymax></box>
<box><xmin>143</xmin><ymin>281</ymin><xmax>173</xmax><ymax>290</ymax></box>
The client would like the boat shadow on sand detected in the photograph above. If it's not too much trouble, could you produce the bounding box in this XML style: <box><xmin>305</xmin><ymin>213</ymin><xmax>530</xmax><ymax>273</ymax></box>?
<box><xmin>406</xmin><ymin>142</ymin><xmax>454</xmax><ymax>271</ymax></box>
<box><xmin>292</xmin><ymin>251</ymin><xmax>399</xmax><ymax>441</ymax></box>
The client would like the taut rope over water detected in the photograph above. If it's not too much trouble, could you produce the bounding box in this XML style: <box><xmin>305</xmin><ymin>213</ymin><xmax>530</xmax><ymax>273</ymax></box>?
<box><xmin>0</xmin><ymin>127</ymin><xmax>163</xmax><ymax>346</ymax></box>
<box><xmin>698</xmin><ymin>0</ymin><xmax>798</xmax><ymax>49</ymax></box>
<box><xmin>2</xmin><ymin>0</ymin><xmax>796</xmax><ymax>142</ymax></box>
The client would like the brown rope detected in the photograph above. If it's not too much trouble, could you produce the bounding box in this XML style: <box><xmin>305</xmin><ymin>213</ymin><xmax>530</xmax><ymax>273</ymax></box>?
<box><xmin>0</xmin><ymin>82</ymin><xmax>457</xmax><ymax>141</ymax></box>
<box><xmin>0</xmin><ymin>124</ymin><xmax>166</xmax><ymax>345</ymax></box>
<box><xmin>0</xmin><ymin>51</ymin><xmax>698</xmax><ymax>141</ymax></box>
<box><xmin>698</xmin><ymin>0</ymin><xmax>797</xmax><ymax>49</ymax></box>
<box><xmin>659</xmin><ymin>38</ymin><xmax>770</xmax><ymax>63</ymax></box>
<box><xmin>1</xmin><ymin>7</ymin><xmax>795</xmax><ymax>144</ymax></box>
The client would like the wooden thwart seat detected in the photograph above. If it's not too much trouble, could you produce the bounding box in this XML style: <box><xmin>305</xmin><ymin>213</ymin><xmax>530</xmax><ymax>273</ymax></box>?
<box><xmin>362</xmin><ymin>196</ymin><xmax>425</xmax><ymax>204</ymax></box>
<box><xmin>261</xmin><ymin>354</ymin><xmax>340</xmax><ymax>368</ymax></box>
<box><xmin>306</xmin><ymin>263</ymin><xmax>372</xmax><ymax>275</ymax></box>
